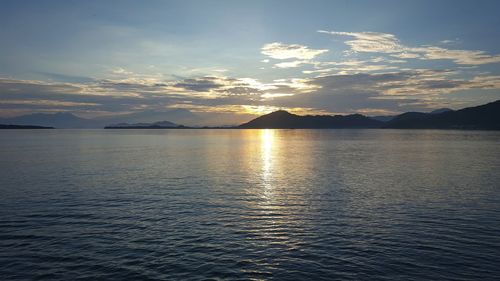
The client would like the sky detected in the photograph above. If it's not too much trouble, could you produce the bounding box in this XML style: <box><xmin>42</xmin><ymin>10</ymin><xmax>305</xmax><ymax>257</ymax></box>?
<box><xmin>1</xmin><ymin>0</ymin><xmax>500</xmax><ymax>124</ymax></box>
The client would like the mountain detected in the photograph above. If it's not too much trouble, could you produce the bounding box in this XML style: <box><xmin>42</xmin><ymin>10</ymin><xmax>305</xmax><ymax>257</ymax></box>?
<box><xmin>370</xmin><ymin>115</ymin><xmax>395</xmax><ymax>122</ymax></box>
<box><xmin>0</xmin><ymin>112</ymin><xmax>98</xmax><ymax>128</ymax></box>
<box><xmin>0</xmin><ymin>124</ymin><xmax>53</xmax><ymax>129</ymax></box>
<box><xmin>384</xmin><ymin>112</ymin><xmax>429</xmax><ymax>128</ymax></box>
<box><xmin>0</xmin><ymin>109</ymin><xmax>198</xmax><ymax>128</ymax></box>
<box><xmin>105</xmin><ymin>120</ymin><xmax>180</xmax><ymax>129</ymax></box>
<box><xmin>429</xmin><ymin>108</ymin><xmax>454</xmax><ymax>114</ymax></box>
<box><xmin>0</xmin><ymin>108</ymin><xmax>269</xmax><ymax>128</ymax></box>
<box><xmin>237</xmin><ymin>100</ymin><xmax>500</xmax><ymax>130</ymax></box>
<box><xmin>3</xmin><ymin>100</ymin><xmax>498</xmax><ymax>130</ymax></box>
<box><xmin>97</xmin><ymin>109</ymin><xmax>199</xmax><ymax>126</ymax></box>
<box><xmin>371</xmin><ymin>108</ymin><xmax>454</xmax><ymax>122</ymax></box>
<box><xmin>385</xmin><ymin>100</ymin><xmax>500</xmax><ymax>129</ymax></box>
<box><xmin>238</xmin><ymin>110</ymin><xmax>384</xmax><ymax>129</ymax></box>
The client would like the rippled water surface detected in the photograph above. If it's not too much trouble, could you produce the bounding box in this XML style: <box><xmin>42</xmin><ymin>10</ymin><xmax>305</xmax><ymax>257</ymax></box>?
<box><xmin>1</xmin><ymin>129</ymin><xmax>499</xmax><ymax>280</ymax></box>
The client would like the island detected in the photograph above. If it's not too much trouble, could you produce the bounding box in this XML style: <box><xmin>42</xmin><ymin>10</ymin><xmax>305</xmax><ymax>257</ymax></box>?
<box><xmin>0</xmin><ymin>124</ymin><xmax>54</xmax><ymax>129</ymax></box>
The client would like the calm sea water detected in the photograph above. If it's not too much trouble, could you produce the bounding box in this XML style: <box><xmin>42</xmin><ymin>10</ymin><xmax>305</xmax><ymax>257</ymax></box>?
<box><xmin>0</xmin><ymin>129</ymin><xmax>499</xmax><ymax>280</ymax></box>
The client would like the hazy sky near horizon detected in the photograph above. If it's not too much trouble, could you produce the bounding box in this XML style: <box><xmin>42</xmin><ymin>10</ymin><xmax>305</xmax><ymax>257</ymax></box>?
<box><xmin>1</xmin><ymin>0</ymin><xmax>500</xmax><ymax>123</ymax></box>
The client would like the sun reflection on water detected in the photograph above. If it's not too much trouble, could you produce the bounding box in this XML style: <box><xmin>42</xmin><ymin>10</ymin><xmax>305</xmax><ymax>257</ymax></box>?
<box><xmin>240</xmin><ymin>129</ymin><xmax>310</xmax><ymax>259</ymax></box>
<box><xmin>261</xmin><ymin>129</ymin><xmax>275</xmax><ymax>199</ymax></box>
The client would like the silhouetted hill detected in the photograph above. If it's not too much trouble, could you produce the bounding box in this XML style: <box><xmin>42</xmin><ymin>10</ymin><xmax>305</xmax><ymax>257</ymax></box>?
<box><xmin>429</xmin><ymin>108</ymin><xmax>454</xmax><ymax>114</ymax></box>
<box><xmin>97</xmin><ymin>109</ymin><xmax>199</xmax><ymax>125</ymax></box>
<box><xmin>0</xmin><ymin>112</ymin><xmax>97</xmax><ymax>128</ymax></box>
<box><xmin>384</xmin><ymin>112</ymin><xmax>429</xmax><ymax>128</ymax></box>
<box><xmin>0</xmin><ymin>124</ymin><xmax>53</xmax><ymax>129</ymax></box>
<box><xmin>238</xmin><ymin>110</ymin><xmax>384</xmax><ymax>129</ymax></box>
<box><xmin>3</xmin><ymin>100</ymin><xmax>498</xmax><ymax>130</ymax></box>
<box><xmin>370</xmin><ymin>108</ymin><xmax>454</xmax><ymax>122</ymax></box>
<box><xmin>105</xmin><ymin>120</ymin><xmax>181</xmax><ymax>129</ymax></box>
<box><xmin>106</xmin><ymin>120</ymin><xmax>177</xmax><ymax>128</ymax></box>
<box><xmin>385</xmin><ymin>100</ymin><xmax>500</xmax><ymax>129</ymax></box>
<box><xmin>370</xmin><ymin>115</ymin><xmax>395</xmax><ymax>122</ymax></box>
<box><xmin>0</xmin><ymin>109</ymin><xmax>202</xmax><ymax>128</ymax></box>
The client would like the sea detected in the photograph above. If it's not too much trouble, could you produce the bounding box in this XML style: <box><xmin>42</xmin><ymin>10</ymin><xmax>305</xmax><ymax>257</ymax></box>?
<box><xmin>1</xmin><ymin>129</ymin><xmax>499</xmax><ymax>280</ymax></box>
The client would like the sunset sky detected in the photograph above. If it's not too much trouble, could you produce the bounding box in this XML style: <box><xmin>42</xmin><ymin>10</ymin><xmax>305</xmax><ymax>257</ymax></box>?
<box><xmin>2</xmin><ymin>0</ymin><xmax>500</xmax><ymax>124</ymax></box>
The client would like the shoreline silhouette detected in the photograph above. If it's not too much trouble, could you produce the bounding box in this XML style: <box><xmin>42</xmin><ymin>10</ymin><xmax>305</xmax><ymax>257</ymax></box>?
<box><xmin>2</xmin><ymin>100</ymin><xmax>499</xmax><ymax>130</ymax></box>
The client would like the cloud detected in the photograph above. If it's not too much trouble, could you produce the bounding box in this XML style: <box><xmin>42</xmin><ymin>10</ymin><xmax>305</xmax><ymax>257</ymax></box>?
<box><xmin>302</xmin><ymin>68</ymin><xmax>335</xmax><ymax>74</ymax></box>
<box><xmin>33</xmin><ymin>72</ymin><xmax>96</xmax><ymax>83</ymax></box>
<box><xmin>308</xmin><ymin>70</ymin><xmax>500</xmax><ymax>98</ymax></box>
<box><xmin>391</xmin><ymin>52</ymin><xmax>421</xmax><ymax>59</ymax></box>
<box><xmin>2</xmin><ymin>66</ymin><xmax>500</xmax><ymax>122</ymax></box>
<box><xmin>0</xmin><ymin>77</ymin><xmax>187</xmax><ymax>115</ymax></box>
<box><xmin>298</xmin><ymin>58</ymin><xmax>406</xmax><ymax>76</ymax></box>
<box><xmin>319</xmin><ymin>29</ymin><xmax>500</xmax><ymax>65</ymax></box>
<box><xmin>416</xmin><ymin>46</ymin><xmax>500</xmax><ymax>65</ymax></box>
<box><xmin>173</xmin><ymin>77</ymin><xmax>223</xmax><ymax>92</ymax></box>
<box><xmin>322</xmin><ymin>60</ymin><xmax>365</xmax><ymax>66</ymax></box>
<box><xmin>440</xmin><ymin>39</ymin><xmax>456</xmax><ymax>44</ymax></box>
<box><xmin>261</xmin><ymin>42</ymin><xmax>328</xmax><ymax>60</ymax></box>
<box><xmin>0</xmin><ymin>76</ymin><xmax>282</xmax><ymax>118</ymax></box>
<box><xmin>0</xmin><ymin>100</ymin><xmax>98</xmax><ymax>107</ymax></box>
<box><xmin>274</xmin><ymin>60</ymin><xmax>307</xmax><ymax>68</ymax></box>
<box><xmin>260</xmin><ymin>36</ymin><xmax>413</xmax><ymax>74</ymax></box>
<box><xmin>260</xmin><ymin>70</ymin><xmax>500</xmax><ymax>113</ymax></box>
<box><xmin>260</xmin><ymin>93</ymin><xmax>294</xmax><ymax>99</ymax></box>
<box><xmin>318</xmin><ymin>30</ymin><xmax>402</xmax><ymax>53</ymax></box>
<box><xmin>111</xmin><ymin>67</ymin><xmax>134</xmax><ymax>75</ymax></box>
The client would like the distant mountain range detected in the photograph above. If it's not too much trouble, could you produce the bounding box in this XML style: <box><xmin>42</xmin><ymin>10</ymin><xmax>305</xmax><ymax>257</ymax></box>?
<box><xmin>370</xmin><ymin>108</ymin><xmax>453</xmax><ymax>122</ymax></box>
<box><xmin>383</xmin><ymin>100</ymin><xmax>500</xmax><ymax>129</ymax></box>
<box><xmin>0</xmin><ymin>112</ymin><xmax>95</xmax><ymax>128</ymax></box>
<box><xmin>1</xmin><ymin>100</ymin><xmax>499</xmax><ymax>130</ymax></box>
<box><xmin>0</xmin><ymin>109</ymin><xmax>199</xmax><ymax>128</ymax></box>
<box><xmin>99</xmin><ymin>109</ymin><xmax>199</xmax><ymax>125</ymax></box>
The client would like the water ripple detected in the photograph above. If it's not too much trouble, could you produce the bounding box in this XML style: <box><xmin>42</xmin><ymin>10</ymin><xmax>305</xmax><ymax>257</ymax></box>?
<box><xmin>1</xmin><ymin>129</ymin><xmax>499</xmax><ymax>280</ymax></box>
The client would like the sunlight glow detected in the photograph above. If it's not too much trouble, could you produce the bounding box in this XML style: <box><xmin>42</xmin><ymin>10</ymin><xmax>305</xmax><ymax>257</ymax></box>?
<box><xmin>261</xmin><ymin>129</ymin><xmax>275</xmax><ymax>198</ymax></box>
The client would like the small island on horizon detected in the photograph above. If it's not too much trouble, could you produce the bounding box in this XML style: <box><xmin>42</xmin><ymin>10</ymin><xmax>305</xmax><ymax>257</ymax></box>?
<box><xmin>0</xmin><ymin>124</ymin><xmax>54</xmax><ymax>129</ymax></box>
